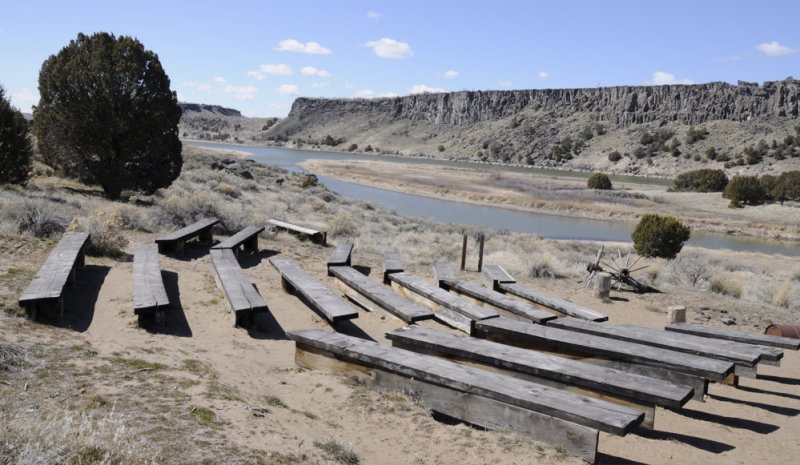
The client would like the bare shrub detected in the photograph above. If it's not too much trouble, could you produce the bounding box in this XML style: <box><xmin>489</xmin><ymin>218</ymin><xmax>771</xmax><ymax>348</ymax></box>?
<box><xmin>327</xmin><ymin>212</ymin><xmax>358</xmax><ymax>238</ymax></box>
<box><xmin>665</xmin><ymin>253</ymin><xmax>712</xmax><ymax>287</ymax></box>
<box><xmin>774</xmin><ymin>281</ymin><xmax>792</xmax><ymax>308</ymax></box>
<box><xmin>709</xmin><ymin>274</ymin><xmax>743</xmax><ymax>298</ymax></box>
<box><xmin>0</xmin><ymin>343</ymin><xmax>27</xmax><ymax>371</ymax></box>
<box><xmin>213</xmin><ymin>182</ymin><xmax>240</xmax><ymax>198</ymax></box>
<box><xmin>69</xmin><ymin>211</ymin><xmax>130</xmax><ymax>258</ymax></box>
<box><xmin>3</xmin><ymin>197</ymin><xmax>68</xmax><ymax>238</ymax></box>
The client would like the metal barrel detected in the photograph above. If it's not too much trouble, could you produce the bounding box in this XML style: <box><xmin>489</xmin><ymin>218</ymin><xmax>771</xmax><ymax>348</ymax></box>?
<box><xmin>765</xmin><ymin>324</ymin><xmax>800</xmax><ymax>339</ymax></box>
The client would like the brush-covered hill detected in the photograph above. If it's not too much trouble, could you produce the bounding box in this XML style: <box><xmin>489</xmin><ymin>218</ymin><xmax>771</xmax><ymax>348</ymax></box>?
<box><xmin>259</xmin><ymin>78</ymin><xmax>800</xmax><ymax>177</ymax></box>
<box><xmin>178</xmin><ymin>102</ymin><xmax>278</xmax><ymax>143</ymax></box>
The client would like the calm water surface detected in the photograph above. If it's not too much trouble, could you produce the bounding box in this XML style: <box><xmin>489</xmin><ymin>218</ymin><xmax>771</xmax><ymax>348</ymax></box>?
<box><xmin>186</xmin><ymin>141</ymin><xmax>800</xmax><ymax>257</ymax></box>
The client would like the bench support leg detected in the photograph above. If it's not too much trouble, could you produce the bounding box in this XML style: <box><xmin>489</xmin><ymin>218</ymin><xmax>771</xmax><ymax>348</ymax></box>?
<box><xmin>244</xmin><ymin>236</ymin><xmax>259</xmax><ymax>253</ymax></box>
<box><xmin>280</xmin><ymin>276</ymin><xmax>296</xmax><ymax>294</ymax></box>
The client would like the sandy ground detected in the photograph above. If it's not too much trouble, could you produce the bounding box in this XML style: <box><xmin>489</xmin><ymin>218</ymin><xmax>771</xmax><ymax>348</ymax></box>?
<box><xmin>2</xmin><ymin>229</ymin><xmax>800</xmax><ymax>464</ymax></box>
<box><xmin>300</xmin><ymin>159</ymin><xmax>800</xmax><ymax>242</ymax></box>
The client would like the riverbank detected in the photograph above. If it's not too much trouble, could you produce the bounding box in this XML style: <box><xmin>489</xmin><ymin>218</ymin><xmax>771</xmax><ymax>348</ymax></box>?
<box><xmin>300</xmin><ymin>158</ymin><xmax>800</xmax><ymax>242</ymax></box>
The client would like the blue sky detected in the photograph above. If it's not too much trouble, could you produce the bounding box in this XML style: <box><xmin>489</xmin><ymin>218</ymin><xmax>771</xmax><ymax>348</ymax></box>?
<box><xmin>1</xmin><ymin>0</ymin><xmax>799</xmax><ymax>117</ymax></box>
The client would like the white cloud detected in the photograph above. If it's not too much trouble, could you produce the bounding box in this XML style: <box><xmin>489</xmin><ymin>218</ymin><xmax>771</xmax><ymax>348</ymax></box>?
<box><xmin>276</xmin><ymin>84</ymin><xmax>300</xmax><ymax>95</ymax></box>
<box><xmin>367</xmin><ymin>11</ymin><xmax>382</xmax><ymax>20</ymax></box>
<box><xmin>311</xmin><ymin>82</ymin><xmax>331</xmax><ymax>88</ymax></box>
<box><xmin>275</xmin><ymin>39</ymin><xmax>332</xmax><ymax>55</ymax></box>
<box><xmin>261</xmin><ymin>64</ymin><xmax>293</xmax><ymax>76</ymax></box>
<box><xmin>409</xmin><ymin>84</ymin><xmax>445</xmax><ymax>95</ymax></box>
<box><xmin>10</xmin><ymin>87</ymin><xmax>38</xmax><ymax>106</ymax></box>
<box><xmin>538</xmin><ymin>71</ymin><xmax>549</xmax><ymax>79</ymax></box>
<box><xmin>224</xmin><ymin>85</ymin><xmax>258</xmax><ymax>101</ymax></box>
<box><xmin>364</xmin><ymin>38</ymin><xmax>413</xmax><ymax>59</ymax></box>
<box><xmin>247</xmin><ymin>70</ymin><xmax>268</xmax><ymax>80</ymax></box>
<box><xmin>212</xmin><ymin>76</ymin><xmax>227</xmax><ymax>85</ymax></box>
<box><xmin>301</xmin><ymin>66</ymin><xmax>331</xmax><ymax>77</ymax></box>
<box><xmin>756</xmin><ymin>41</ymin><xmax>798</xmax><ymax>57</ymax></box>
<box><xmin>353</xmin><ymin>90</ymin><xmax>398</xmax><ymax>99</ymax></box>
<box><xmin>645</xmin><ymin>71</ymin><xmax>693</xmax><ymax>85</ymax></box>
<box><xmin>499</xmin><ymin>80</ymin><xmax>513</xmax><ymax>87</ymax></box>
<box><xmin>378</xmin><ymin>92</ymin><xmax>399</xmax><ymax>98</ymax></box>
<box><xmin>443</xmin><ymin>70</ymin><xmax>459</xmax><ymax>79</ymax></box>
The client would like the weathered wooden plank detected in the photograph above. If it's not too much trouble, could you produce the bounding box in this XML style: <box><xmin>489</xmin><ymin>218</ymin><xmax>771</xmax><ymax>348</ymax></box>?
<box><xmin>666</xmin><ymin>323</ymin><xmax>800</xmax><ymax>351</ymax></box>
<box><xmin>329</xmin><ymin>266</ymin><xmax>433</xmax><ymax>323</ymax></box>
<box><xmin>295</xmin><ymin>342</ymin><xmax>599</xmax><ymax>463</ymax></box>
<box><xmin>19</xmin><ymin>232</ymin><xmax>90</xmax><ymax>316</ymax></box>
<box><xmin>327</xmin><ymin>242</ymin><xmax>354</xmax><ymax>275</ymax></box>
<box><xmin>212</xmin><ymin>225</ymin><xmax>265</xmax><ymax>252</ymax></box>
<box><xmin>389</xmin><ymin>272</ymin><xmax>498</xmax><ymax>331</ymax></box>
<box><xmin>269</xmin><ymin>257</ymin><xmax>357</xmax><ymax>323</ymax></box>
<box><xmin>267</xmin><ymin>219</ymin><xmax>326</xmax><ymax>244</ymax></box>
<box><xmin>433</xmin><ymin>261</ymin><xmax>457</xmax><ymax>287</ymax></box>
<box><xmin>481</xmin><ymin>265</ymin><xmax>608</xmax><ymax>322</ymax></box>
<box><xmin>476</xmin><ymin>317</ymin><xmax>734</xmax><ymax>381</ymax></box>
<box><xmin>156</xmin><ymin>217</ymin><xmax>218</xmax><ymax>243</ymax></box>
<box><xmin>386</xmin><ymin>325</ymin><xmax>693</xmax><ymax>410</ymax></box>
<box><xmin>382</xmin><ymin>251</ymin><xmax>404</xmax><ymax>284</ymax></box>
<box><xmin>133</xmin><ymin>244</ymin><xmax>169</xmax><ymax>320</ymax></box>
<box><xmin>548</xmin><ymin>318</ymin><xmax>771</xmax><ymax>375</ymax></box>
<box><xmin>287</xmin><ymin>329</ymin><xmax>644</xmax><ymax>436</ymax></box>
<box><xmin>210</xmin><ymin>248</ymin><xmax>269</xmax><ymax>326</ymax></box>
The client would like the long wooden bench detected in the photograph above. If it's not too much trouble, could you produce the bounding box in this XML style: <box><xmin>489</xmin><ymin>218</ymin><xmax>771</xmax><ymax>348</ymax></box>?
<box><xmin>383</xmin><ymin>251</ymin><xmax>498</xmax><ymax>334</ymax></box>
<box><xmin>269</xmin><ymin>257</ymin><xmax>358</xmax><ymax>325</ymax></box>
<box><xmin>386</xmin><ymin>325</ymin><xmax>693</xmax><ymax>429</ymax></box>
<box><xmin>433</xmin><ymin>261</ymin><xmax>556</xmax><ymax>324</ymax></box>
<box><xmin>133</xmin><ymin>244</ymin><xmax>170</xmax><ymax>325</ymax></box>
<box><xmin>211</xmin><ymin>225</ymin><xmax>264</xmax><ymax>256</ymax></box>
<box><xmin>288</xmin><ymin>328</ymin><xmax>644</xmax><ymax>463</ymax></box>
<box><xmin>482</xmin><ymin>265</ymin><xmax>608</xmax><ymax>322</ymax></box>
<box><xmin>476</xmin><ymin>317</ymin><xmax>736</xmax><ymax>401</ymax></box>
<box><xmin>210</xmin><ymin>249</ymin><xmax>269</xmax><ymax>326</ymax></box>
<box><xmin>666</xmin><ymin>322</ymin><xmax>800</xmax><ymax>350</ymax></box>
<box><xmin>326</xmin><ymin>241</ymin><xmax>353</xmax><ymax>276</ymax></box>
<box><xmin>328</xmin><ymin>266</ymin><xmax>433</xmax><ymax>323</ymax></box>
<box><xmin>18</xmin><ymin>232</ymin><xmax>90</xmax><ymax>319</ymax></box>
<box><xmin>267</xmin><ymin>219</ymin><xmax>326</xmax><ymax>245</ymax></box>
<box><xmin>548</xmin><ymin>317</ymin><xmax>779</xmax><ymax>377</ymax></box>
<box><xmin>156</xmin><ymin>218</ymin><xmax>219</xmax><ymax>255</ymax></box>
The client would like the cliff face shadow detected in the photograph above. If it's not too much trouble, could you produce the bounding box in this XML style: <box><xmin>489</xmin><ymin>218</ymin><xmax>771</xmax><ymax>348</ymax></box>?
<box><xmin>50</xmin><ymin>265</ymin><xmax>110</xmax><ymax>332</ymax></box>
<box><xmin>140</xmin><ymin>271</ymin><xmax>192</xmax><ymax>337</ymax></box>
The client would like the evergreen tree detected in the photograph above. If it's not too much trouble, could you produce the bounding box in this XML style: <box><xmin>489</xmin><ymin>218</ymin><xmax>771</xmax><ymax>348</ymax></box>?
<box><xmin>0</xmin><ymin>85</ymin><xmax>33</xmax><ymax>185</ymax></box>
<box><xmin>34</xmin><ymin>32</ymin><xmax>182</xmax><ymax>198</ymax></box>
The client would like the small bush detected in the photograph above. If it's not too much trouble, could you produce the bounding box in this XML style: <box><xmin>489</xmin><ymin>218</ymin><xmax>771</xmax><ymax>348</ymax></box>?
<box><xmin>709</xmin><ymin>274</ymin><xmax>743</xmax><ymax>298</ymax></box>
<box><xmin>608</xmin><ymin>151</ymin><xmax>622</xmax><ymax>162</ymax></box>
<box><xmin>631</xmin><ymin>214</ymin><xmax>690</xmax><ymax>259</ymax></box>
<box><xmin>347</xmin><ymin>144</ymin><xmax>358</xmax><ymax>151</ymax></box>
<box><xmin>671</xmin><ymin>169</ymin><xmax>728</xmax><ymax>192</ymax></box>
<box><xmin>437</xmin><ymin>144</ymin><xmax>445</xmax><ymax>152</ymax></box>
<box><xmin>300</xmin><ymin>174</ymin><xmax>318</xmax><ymax>189</ymax></box>
<box><xmin>4</xmin><ymin>197</ymin><xmax>68</xmax><ymax>238</ymax></box>
<box><xmin>69</xmin><ymin>211</ymin><xmax>129</xmax><ymax>258</ymax></box>
<box><xmin>722</xmin><ymin>175</ymin><xmax>767</xmax><ymax>208</ymax></box>
<box><xmin>213</xmin><ymin>183</ymin><xmax>240</xmax><ymax>198</ymax></box>
<box><xmin>314</xmin><ymin>438</ymin><xmax>360</xmax><ymax>465</ymax></box>
<box><xmin>587</xmin><ymin>173</ymin><xmax>612</xmax><ymax>190</ymax></box>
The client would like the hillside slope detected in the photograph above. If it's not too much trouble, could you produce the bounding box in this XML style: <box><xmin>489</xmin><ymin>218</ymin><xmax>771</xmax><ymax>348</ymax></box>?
<box><xmin>261</xmin><ymin>79</ymin><xmax>800</xmax><ymax>177</ymax></box>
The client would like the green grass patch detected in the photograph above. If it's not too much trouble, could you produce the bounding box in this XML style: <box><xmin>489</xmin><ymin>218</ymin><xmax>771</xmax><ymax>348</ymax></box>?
<box><xmin>264</xmin><ymin>395</ymin><xmax>288</xmax><ymax>408</ymax></box>
<box><xmin>109</xmin><ymin>356</ymin><xmax>166</xmax><ymax>371</ymax></box>
<box><xmin>188</xmin><ymin>405</ymin><xmax>221</xmax><ymax>427</ymax></box>
<box><xmin>181</xmin><ymin>358</ymin><xmax>216</xmax><ymax>378</ymax></box>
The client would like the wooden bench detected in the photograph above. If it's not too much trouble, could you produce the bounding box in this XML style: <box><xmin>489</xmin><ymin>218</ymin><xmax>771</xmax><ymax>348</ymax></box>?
<box><xmin>383</xmin><ymin>250</ymin><xmax>497</xmax><ymax>334</ymax></box>
<box><xmin>433</xmin><ymin>261</ymin><xmax>556</xmax><ymax>324</ymax></box>
<box><xmin>476</xmin><ymin>317</ymin><xmax>735</xmax><ymax>401</ymax></box>
<box><xmin>210</xmin><ymin>249</ymin><xmax>269</xmax><ymax>326</ymax></box>
<box><xmin>666</xmin><ymin>322</ymin><xmax>800</xmax><ymax>350</ymax></box>
<box><xmin>133</xmin><ymin>244</ymin><xmax>170</xmax><ymax>325</ymax></box>
<box><xmin>211</xmin><ymin>225</ymin><xmax>264</xmax><ymax>256</ymax></box>
<box><xmin>326</xmin><ymin>241</ymin><xmax>353</xmax><ymax>276</ymax></box>
<box><xmin>288</xmin><ymin>328</ymin><xmax>644</xmax><ymax>463</ymax></box>
<box><xmin>548</xmin><ymin>318</ymin><xmax>778</xmax><ymax>378</ymax></box>
<box><xmin>328</xmin><ymin>266</ymin><xmax>433</xmax><ymax>323</ymax></box>
<box><xmin>267</xmin><ymin>219</ymin><xmax>326</xmax><ymax>245</ymax></box>
<box><xmin>386</xmin><ymin>325</ymin><xmax>693</xmax><ymax>429</ymax></box>
<box><xmin>482</xmin><ymin>265</ymin><xmax>608</xmax><ymax>322</ymax></box>
<box><xmin>18</xmin><ymin>232</ymin><xmax>90</xmax><ymax>319</ymax></box>
<box><xmin>269</xmin><ymin>257</ymin><xmax>358</xmax><ymax>325</ymax></box>
<box><xmin>156</xmin><ymin>218</ymin><xmax>219</xmax><ymax>255</ymax></box>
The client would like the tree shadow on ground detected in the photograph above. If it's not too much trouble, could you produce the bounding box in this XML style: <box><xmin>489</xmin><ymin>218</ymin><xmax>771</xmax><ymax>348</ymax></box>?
<box><xmin>140</xmin><ymin>270</ymin><xmax>192</xmax><ymax>337</ymax></box>
<box><xmin>47</xmin><ymin>264</ymin><xmax>109</xmax><ymax>332</ymax></box>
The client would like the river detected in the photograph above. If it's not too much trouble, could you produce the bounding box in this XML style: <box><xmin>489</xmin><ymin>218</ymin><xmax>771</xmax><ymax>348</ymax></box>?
<box><xmin>186</xmin><ymin>141</ymin><xmax>800</xmax><ymax>257</ymax></box>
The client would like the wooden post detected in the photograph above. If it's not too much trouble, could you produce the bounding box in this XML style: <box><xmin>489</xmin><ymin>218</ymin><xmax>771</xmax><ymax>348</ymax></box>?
<box><xmin>460</xmin><ymin>234</ymin><xmax>468</xmax><ymax>271</ymax></box>
<box><xmin>667</xmin><ymin>306</ymin><xmax>687</xmax><ymax>324</ymax></box>
<box><xmin>593</xmin><ymin>272</ymin><xmax>611</xmax><ymax>299</ymax></box>
<box><xmin>477</xmin><ymin>234</ymin><xmax>485</xmax><ymax>272</ymax></box>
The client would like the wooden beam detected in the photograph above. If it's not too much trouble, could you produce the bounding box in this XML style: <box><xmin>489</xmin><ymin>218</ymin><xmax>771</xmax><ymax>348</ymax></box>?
<box><xmin>666</xmin><ymin>323</ymin><xmax>800</xmax><ymax>351</ymax></box>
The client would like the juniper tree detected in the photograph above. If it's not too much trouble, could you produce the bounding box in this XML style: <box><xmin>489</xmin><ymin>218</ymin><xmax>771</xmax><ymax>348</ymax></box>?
<box><xmin>0</xmin><ymin>85</ymin><xmax>33</xmax><ymax>185</ymax></box>
<box><xmin>34</xmin><ymin>32</ymin><xmax>182</xmax><ymax>198</ymax></box>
